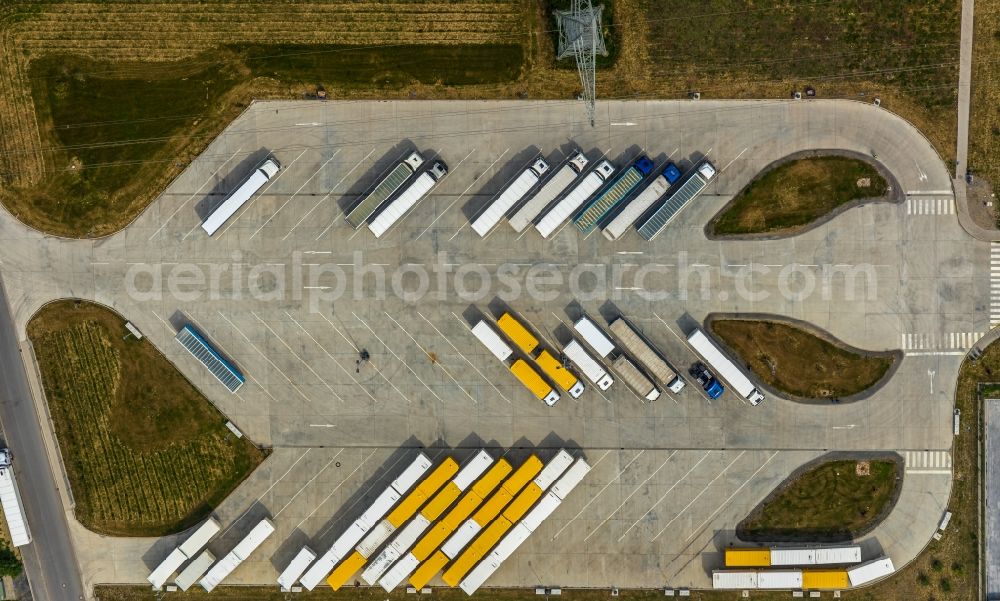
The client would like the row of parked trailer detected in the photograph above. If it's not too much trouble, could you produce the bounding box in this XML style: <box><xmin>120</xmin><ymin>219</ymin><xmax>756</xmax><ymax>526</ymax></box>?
<box><xmin>470</xmin><ymin>309</ymin><xmax>688</xmax><ymax>405</ymax></box>
<box><xmin>274</xmin><ymin>449</ymin><xmax>590</xmax><ymax>594</ymax></box>
<box><xmin>197</xmin><ymin>145</ymin><xmax>715</xmax><ymax>241</ymax></box>
<box><xmin>714</xmin><ymin>548</ymin><xmax>895</xmax><ymax>590</ymax></box>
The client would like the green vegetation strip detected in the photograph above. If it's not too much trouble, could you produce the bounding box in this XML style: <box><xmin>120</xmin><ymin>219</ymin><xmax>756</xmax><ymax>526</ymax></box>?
<box><xmin>19</xmin><ymin>44</ymin><xmax>523</xmax><ymax>237</ymax></box>
<box><xmin>711</xmin><ymin>157</ymin><xmax>888</xmax><ymax>236</ymax></box>
<box><xmin>709</xmin><ymin>319</ymin><xmax>894</xmax><ymax>399</ymax></box>
<box><xmin>27</xmin><ymin>300</ymin><xmax>264</xmax><ymax>537</ymax></box>
<box><xmin>738</xmin><ymin>459</ymin><xmax>899</xmax><ymax>542</ymax></box>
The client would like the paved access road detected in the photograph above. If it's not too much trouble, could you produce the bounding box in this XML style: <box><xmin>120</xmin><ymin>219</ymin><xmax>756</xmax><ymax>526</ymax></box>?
<box><xmin>0</xmin><ymin>99</ymin><xmax>971</xmax><ymax>592</ymax></box>
<box><xmin>0</xmin><ymin>280</ymin><xmax>84</xmax><ymax>601</ymax></box>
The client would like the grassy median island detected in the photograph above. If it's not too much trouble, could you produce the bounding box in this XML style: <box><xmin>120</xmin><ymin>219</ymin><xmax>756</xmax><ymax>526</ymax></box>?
<box><xmin>738</xmin><ymin>459</ymin><xmax>900</xmax><ymax>542</ymax></box>
<box><xmin>27</xmin><ymin>300</ymin><xmax>264</xmax><ymax>537</ymax></box>
<box><xmin>709</xmin><ymin>319</ymin><xmax>894</xmax><ymax>399</ymax></box>
<box><xmin>710</xmin><ymin>157</ymin><xmax>888</xmax><ymax>236</ymax></box>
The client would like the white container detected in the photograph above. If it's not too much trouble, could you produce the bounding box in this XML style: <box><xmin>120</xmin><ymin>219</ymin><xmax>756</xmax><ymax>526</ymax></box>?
<box><xmin>533</xmin><ymin>450</ymin><xmax>574</xmax><ymax>490</ymax></box>
<box><xmin>847</xmin><ymin>557</ymin><xmax>895</xmax><ymax>586</ymax></box>
<box><xmin>472</xmin><ymin>158</ymin><xmax>548</xmax><ymax>237</ymax></box>
<box><xmin>453</xmin><ymin>450</ymin><xmax>494</xmax><ymax>491</ymax></box>
<box><xmin>573</xmin><ymin>316</ymin><xmax>615</xmax><ymax>358</ymax></box>
<box><xmin>472</xmin><ymin>321</ymin><xmax>514</xmax><ymax>362</ymax></box>
<box><xmin>174</xmin><ymin>550</ymin><xmax>215</xmax><ymax>592</ymax></box>
<box><xmin>602</xmin><ymin>173</ymin><xmax>669</xmax><ymax>240</ymax></box>
<box><xmin>509</xmin><ymin>152</ymin><xmax>589</xmax><ymax>232</ymax></box>
<box><xmin>814</xmin><ymin>546</ymin><xmax>862</xmax><ymax>565</ymax></box>
<box><xmin>769</xmin><ymin>548</ymin><xmax>816</xmax><ymax>566</ymax></box>
<box><xmin>459</xmin><ymin>552</ymin><xmax>502</xmax><ymax>595</ymax></box>
<box><xmin>147</xmin><ymin>548</ymin><xmax>187</xmax><ymax>590</ymax></box>
<box><xmin>687</xmin><ymin>329</ymin><xmax>765</xmax><ymax>405</ymax></box>
<box><xmin>535</xmin><ymin>160</ymin><xmax>615</xmax><ymax>238</ymax></box>
<box><xmin>178</xmin><ymin>517</ymin><xmax>221</xmax><ymax>558</ymax></box>
<box><xmin>442</xmin><ymin>520</ymin><xmax>481</xmax><ymax>559</ymax></box>
<box><xmin>277</xmin><ymin>546</ymin><xmax>316</xmax><ymax>591</ymax></box>
<box><xmin>357</xmin><ymin>521</ymin><xmax>395</xmax><ymax>558</ymax></box>
<box><xmin>492</xmin><ymin>522</ymin><xmax>532</xmax><ymax>560</ymax></box>
<box><xmin>379</xmin><ymin>552</ymin><xmax>421</xmax><ymax>592</ymax></box>
<box><xmin>393</xmin><ymin>453</ymin><xmax>433</xmax><ymax>494</ymax></box>
<box><xmin>520</xmin><ymin>492</ymin><xmax>560</xmax><ymax>532</ymax></box>
<box><xmin>199</xmin><ymin>519</ymin><xmax>275</xmax><ymax>592</ymax></box>
<box><xmin>757</xmin><ymin>570</ymin><xmax>803</xmax><ymax>589</ymax></box>
<box><xmin>368</xmin><ymin>167</ymin><xmax>442</xmax><ymax>238</ymax></box>
<box><xmin>550</xmin><ymin>458</ymin><xmax>590</xmax><ymax>500</ymax></box>
<box><xmin>357</xmin><ymin>487</ymin><xmax>403</xmax><ymax>531</ymax></box>
<box><xmin>299</xmin><ymin>521</ymin><xmax>368</xmax><ymax>590</ymax></box>
<box><xmin>562</xmin><ymin>340</ymin><xmax>613</xmax><ymax>390</ymax></box>
<box><xmin>362</xmin><ymin>545</ymin><xmax>400</xmax><ymax>585</ymax></box>
<box><xmin>202</xmin><ymin>158</ymin><xmax>279</xmax><ymax>236</ymax></box>
<box><xmin>712</xmin><ymin>570</ymin><xmax>759</xmax><ymax>589</ymax></box>
<box><xmin>390</xmin><ymin>515</ymin><xmax>430</xmax><ymax>555</ymax></box>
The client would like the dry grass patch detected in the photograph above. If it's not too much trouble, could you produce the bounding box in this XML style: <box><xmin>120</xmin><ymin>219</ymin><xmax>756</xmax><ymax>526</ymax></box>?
<box><xmin>27</xmin><ymin>300</ymin><xmax>264</xmax><ymax>536</ymax></box>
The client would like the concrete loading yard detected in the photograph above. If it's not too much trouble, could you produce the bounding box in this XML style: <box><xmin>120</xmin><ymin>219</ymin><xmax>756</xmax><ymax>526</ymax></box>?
<box><xmin>0</xmin><ymin>99</ymin><xmax>969</xmax><ymax>592</ymax></box>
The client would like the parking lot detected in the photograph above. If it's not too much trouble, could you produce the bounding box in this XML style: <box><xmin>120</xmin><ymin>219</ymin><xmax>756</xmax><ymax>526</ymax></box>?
<box><xmin>0</xmin><ymin>99</ymin><xmax>971</xmax><ymax>589</ymax></box>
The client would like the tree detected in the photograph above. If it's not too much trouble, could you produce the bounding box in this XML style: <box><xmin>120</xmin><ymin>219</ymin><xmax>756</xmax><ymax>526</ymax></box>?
<box><xmin>0</xmin><ymin>544</ymin><xmax>22</xmax><ymax>578</ymax></box>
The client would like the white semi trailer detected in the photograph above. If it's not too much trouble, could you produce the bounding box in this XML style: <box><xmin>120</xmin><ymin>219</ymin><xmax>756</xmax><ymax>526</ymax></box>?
<box><xmin>687</xmin><ymin>328</ymin><xmax>765</xmax><ymax>405</ymax></box>
<box><xmin>471</xmin><ymin>158</ymin><xmax>549</xmax><ymax>237</ymax></box>
<box><xmin>199</xmin><ymin>518</ymin><xmax>275</xmax><ymax>592</ymax></box>
<box><xmin>346</xmin><ymin>151</ymin><xmax>424</xmax><ymax>229</ymax></box>
<box><xmin>201</xmin><ymin>157</ymin><xmax>280</xmax><ymax>236</ymax></box>
<box><xmin>509</xmin><ymin>152</ymin><xmax>589</xmax><ymax>232</ymax></box>
<box><xmin>0</xmin><ymin>450</ymin><xmax>29</xmax><ymax>547</ymax></box>
<box><xmin>561</xmin><ymin>340</ymin><xmax>613</xmax><ymax>390</ymax></box>
<box><xmin>534</xmin><ymin>160</ymin><xmax>615</xmax><ymax>238</ymax></box>
<box><xmin>368</xmin><ymin>161</ymin><xmax>448</xmax><ymax>238</ymax></box>
<box><xmin>147</xmin><ymin>517</ymin><xmax>221</xmax><ymax>589</ymax></box>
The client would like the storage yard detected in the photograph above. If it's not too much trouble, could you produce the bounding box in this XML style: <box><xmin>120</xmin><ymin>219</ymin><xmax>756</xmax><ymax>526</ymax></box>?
<box><xmin>0</xmin><ymin>98</ymin><xmax>973</xmax><ymax>595</ymax></box>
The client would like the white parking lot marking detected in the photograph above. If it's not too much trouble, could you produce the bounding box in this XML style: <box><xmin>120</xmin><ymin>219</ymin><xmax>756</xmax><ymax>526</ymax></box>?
<box><xmin>426</xmin><ymin>311</ymin><xmax>512</xmax><ymax>404</ymax></box>
<box><xmin>273</xmin><ymin>449</ymin><xmax>344</xmax><ymax>518</ymax></box>
<box><xmin>217</xmin><ymin>311</ymin><xmax>313</xmax><ymax>404</ymax></box>
<box><xmin>551</xmin><ymin>450</ymin><xmax>640</xmax><ymax>540</ymax></box>
<box><xmin>147</xmin><ymin>146</ymin><xmax>243</xmax><ymax>240</ymax></box>
<box><xmin>315</xmin><ymin>312</ymin><xmax>411</xmax><ymax>403</ymax></box>
<box><xmin>684</xmin><ymin>451</ymin><xmax>779</xmax><ymax>543</ymax></box>
<box><xmin>250</xmin><ymin>150</ymin><xmax>340</xmax><ymax>239</ymax></box>
<box><xmin>221</xmin><ymin>448</ymin><xmax>312</xmax><ymax>537</ymax></box>
<box><xmin>211</xmin><ymin>148</ymin><xmax>308</xmax><ymax>240</ymax></box>
<box><xmin>583</xmin><ymin>450</ymin><xmax>680</xmax><ymax>542</ymax></box>
<box><xmin>284</xmin><ymin>312</ymin><xmax>378</xmax><ymax>404</ymax></box>
<box><xmin>649</xmin><ymin>451</ymin><xmax>746</xmax><ymax>542</ymax></box>
<box><xmin>352</xmin><ymin>312</ymin><xmax>445</xmax><ymax>404</ymax></box>
<box><xmin>252</xmin><ymin>311</ymin><xmax>342</xmax><ymax>401</ymax></box>
<box><xmin>413</xmin><ymin>148</ymin><xmax>479</xmax><ymax>240</ymax></box>
<box><xmin>383</xmin><ymin>312</ymin><xmax>476</xmax><ymax>403</ymax></box>
<box><xmin>304</xmin><ymin>147</ymin><xmax>377</xmax><ymax>241</ymax></box>
<box><xmin>618</xmin><ymin>451</ymin><xmax>713</xmax><ymax>542</ymax></box>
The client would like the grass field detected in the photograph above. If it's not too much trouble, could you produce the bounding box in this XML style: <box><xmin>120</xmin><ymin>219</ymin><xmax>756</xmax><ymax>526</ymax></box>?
<box><xmin>738</xmin><ymin>459</ymin><xmax>900</xmax><ymax>542</ymax></box>
<box><xmin>26</xmin><ymin>300</ymin><xmax>264</xmax><ymax>537</ymax></box>
<box><xmin>969</xmin><ymin>0</ymin><xmax>1000</xmax><ymax>188</ymax></box>
<box><xmin>709</xmin><ymin>319</ymin><xmax>895</xmax><ymax>399</ymax></box>
<box><xmin>710</xmin><ymin>156</ymin><xmax>888</xmax><ymax>236</ymax></box>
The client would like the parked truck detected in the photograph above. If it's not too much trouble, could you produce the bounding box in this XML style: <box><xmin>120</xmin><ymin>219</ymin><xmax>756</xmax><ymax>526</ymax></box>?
<box><xmin>690</xmin><ymin>363</ymin><xmax>724</xmax><ymax>399</ymax></box>
<box><xmin>510</xmin><ymin>359</ymin><xmax>561</xmax><ymax>406</ymax></box>
<box><xmin>471</xmin><ymin>158</ymin><xmax>549</xmax><ymax>237</ymax></box>
<box><xmin>535</xmin><ymin>350</ymin><xmax>585</xmax><ymax>398</ymax></box>
<box><xmin>572</xmin><ymin>315</ymin><xmax>616</xmax><ymax>359</ymax></box>
<box><xmin>611</xmin><ymin>355</ymin><xmax>661</xmax><ymax>401</ymax></box>
<box><xmin>0</xmin><ymin>450</ymin><xmax>29</xmax><ymax>548</ymax></box>
<box><xmin>637</xmin><ymin>161</ymin><xmax>716</xmax><ymax>241</ymax></box>
<box><xmin>147</xmin><ymin>517</ymin><xmax>221</xmax><ymax>589</ymax></box>
<box><xmin>201</xmin><ymin>157</ymin><xmax>280</xmax><ymax>236</ymax></box>
<box><xmin>609</xmin><ymin>317</ymin><xmax>685</xmax><ymax>393</ymax></box>
<box><xmin>535</xmin><ymin>160</ymin><xmax>615</xmax><ymax>238</ymax></box>
<box><xmin>687</xmin><ymin>328</ymin><xmax>765</xmax><ymax>405</ymax></box>
<box><xmin>471</xmin><ymin>319</ymin><xmax>560</xmax><ymax>406</ymax></box>
<box><xmin>199</xmin><ymin>518</ymin><xmax>276</xmax><ymax>592</ymax></box>
<box><xmin>509</xmin><ymin>152</ymin><xmax>589</xmax><ymax>232</ymax></box>
<box><xmin>573</xmin><ymin>156</ymin><xmax>654</xmax><ymax>233</ymax></box>
<box><xmin>346</xmin><ymin>151</ymin><xmax>424</xmax><ymax>229</ymax></box>
<box><xmin>561</xmin><ymin>339</ymin><xmax>613</xmax><ymax>390</ymax></box>
<box><xmin>368</xmin><ymin>161</ymin><xmax>448</xmax><ymax>238</ymax></box>
<box><xmin>602</xmin><ymin>162</ymin><xmax>682</xmax><ymax>240</ymax></box>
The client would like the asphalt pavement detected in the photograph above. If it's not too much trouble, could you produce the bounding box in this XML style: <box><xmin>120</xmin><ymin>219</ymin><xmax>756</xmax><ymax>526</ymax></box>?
<box><xmin>0</xmin><ymin>279</ymin><xmax>84</xmax><ymax>601</ymax></box>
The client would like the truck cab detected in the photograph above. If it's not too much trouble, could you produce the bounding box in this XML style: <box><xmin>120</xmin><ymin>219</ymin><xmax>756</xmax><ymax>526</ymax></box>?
<box><xmin>691</xmin><ymin>363</ymin><xmax>724</xmax><ymax>399</ymax></box>
<box><xmin>663</xmin><ymin>162</ymin><xmax>682</xmax><ymax>185</ymax></box>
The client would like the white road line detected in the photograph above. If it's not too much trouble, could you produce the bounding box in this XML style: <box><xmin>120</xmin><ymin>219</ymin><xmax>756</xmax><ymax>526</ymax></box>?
<box><xmin>353</xmin><ymin>311</ymin><xmax>446</xmax><ymax>404</ymax></box>
<box><xmin>383</xmin><ymin>312</ymin><xmax>476</xmax><ymax>403</ymax></box>
<box><xmin>425</xmin><ymin>312</ymin><xmax>512</xmax><ymax>404</ymax></box>
<box><xmin>213</xmin><ymin>148</ymin><xmax>308</xmax><ymax>240</ymax></box>
<box><xmin>284</xmin><ymin>312</ymin><xmax>378</xmax><ymax>404</ymax></box>
<box><xmin>583</xmin><ymin>450</ymin><xmax>679</xmax><ymax>542</ymax></box>
<box><xmin>649</xmin><ymin>451</ymin><xmax>746</xmax><ymax>542</ymax></box>
<box><xmin>250</xmin><ymin>150</ymin><xmax>340</xmax><ymax>239</ymax></box>
<box><xmin>719</xmin><ymin>147</ymin><xmax>748</xmax><ymax>173</ymax></box>
<box><xmin>617</xmin><ymin>451</ymin><xmax>713</xmax><ymax>542</ymax></box>
<box><xmin>315</xmin><ymin>312</ymin><xmax>411</xmax><ymax>403</ymax></box>
<box><xmin>412</xmin><ymin>148</ymin><xmax>478</xmax><ymax>240</ymax></box>
<box><xmin>148</xmin><ymin>147</ymin><xmax>243</xmax><ymax>240</ymax></box>
<box><xmin>217</xmin><ymin>311</ymin><xmax>313</xmax><ymax>404</ymax></box>
<box><xmin>273</xmin><ymin>449</ymin><xmax>344</xmax><ymax>518</ymax></box>
<box><xmin>683</xmin><ymin>451</ymin><xmax>779</xmax><ymax>542</ymax></box>
<box><xmin>297</xmin><ymin>449</ymin><xmax>379</xmax><ymax>531</ymax></box>
<box><xmin>305</xmin><ymin>147</ymin><xmax>377</xmax><ymax>241</ymax></box>
<box><xmin>551</xmin><ymin>450</ymin><xmax>643</xmax><ymax>540</ymax></box>
<box><xmin>221</xmin><ymin>448</ymin><xmax>312</xmax><ymax>537</ymax></box>
<box><xmin>251</xmin><ymin>311</ymin><xmax>342</xmax><ymax>401</ymax></box>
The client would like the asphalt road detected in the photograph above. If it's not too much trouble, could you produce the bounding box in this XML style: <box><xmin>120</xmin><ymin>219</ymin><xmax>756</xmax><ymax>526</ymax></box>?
<box><xmin>0</xmin><ymin>279</ymin><xmax>84</xmax><ymax>601</ymax></box>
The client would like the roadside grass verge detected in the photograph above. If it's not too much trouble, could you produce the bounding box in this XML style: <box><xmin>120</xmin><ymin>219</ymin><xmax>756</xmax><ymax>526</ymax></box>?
<box><xmin>13</xmin><ymin>43</ymin><xmax>524</xmax><ymax>237</ymax></box>
<box><xmin>970</xmin><ymin>0</ymin><xmax>1000</xmax><ymax>188</ymax></box>
<box><xmin>737</xmin><ymin>458</ymin><xmax>901</xmax><ymax>542</ymax></box>
<box><xmin>708</xmin><ymin>319</ymin><xmax>895</xmax><ymax>400</ymax></box>
<box><xmin>27</xmin><ymin>300</ymin><xmax>264</xmax><ymax>537</ymax></box>
<box><xmin>710</xmin><ymin>156</ymin><xmax>888</xmax><ymax>236</ymax></box>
